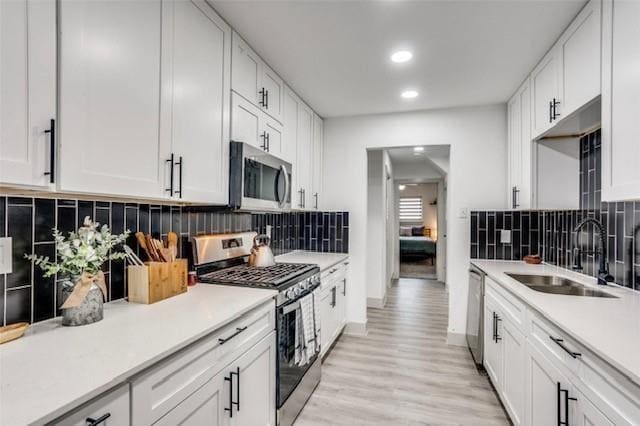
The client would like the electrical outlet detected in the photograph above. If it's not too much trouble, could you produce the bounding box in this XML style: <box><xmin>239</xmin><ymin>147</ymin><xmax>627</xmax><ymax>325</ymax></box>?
<box><xmin>0</xmin><ymin>237</ymin><xmax>12</xmax><ymax>274</ymax></box>
<box><xmin>266</xmin><ymin>225</ymin><xmax>272</xmax><ymax>240</ymax></box>
<box><xmin>500</xmin><ymin>230</ymin><xmax>512</xmax><ymax>244</ymax></box>
<box><xmin>458</xmin><ymin>208</ymin><xmax>469</xmax><ymax>219</ymax></box>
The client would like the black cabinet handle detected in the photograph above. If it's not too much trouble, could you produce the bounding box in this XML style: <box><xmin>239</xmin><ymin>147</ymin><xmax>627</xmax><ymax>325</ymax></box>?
<box><xmin>174</xmin><ymin>155</ymin><xmax>183</xmax><ymax>198</ymax></box>
<box><xmin>549</xmin><ymin>100</ymin><xmax>553</xmax><ymax>123</ymax></box>
<box><xmin>342</xmin><ymin>278</ymin><xmax>346</xmax><ymax>296</ymax></box>
<box><xmin>266</xmin><ymin>132</ymin><xmax>270</xmax><ymax>152</ymax></box>
<box><xmin>512</xmin><ymin>186</ymin><xmax>520</xmax><ymax>209</ymax></box>
<box><xmin>495</xmin><ymin>314</ymin><xmax>502</xmax><ymax>342</ymax></box>
<box><xmin>258</xmin><ymin>88</ymin><xmax>266</xmax><ymax>107</ymax></box>
<box><xmin>557</xmin><ymin>382</ymin><xmax>577</xmax><ymax>426</ymax></box>
<box><xmin>314</xmin><ymin>193</ymin><xmax>318</xmax><ymax>209</ymax></box>
<box><xmin>550</xmin><ymin>336</ymin><xmax>581</xmax><ymax>359</ymax></box>
<box><xmin>265</xmin><ymin>89</ymin><xmax>269</xmax><ymax>109</ymax></box>
<box><xmin>218</xmin><ymin>326</ymin><xmax>248</xmax><ymax>345</ymax></box>
<box><xmin>302</xmin><ymin>189</ymin><xmax>306</xmax><ymax>208</ymax></box>
<box><xmin>331</xmin><ymin>286</ymin><xmax>336</xmax><ymax>307</ymax></box>
<box><xmin>552</xmin><ymin>98</ymin><xmax>561</xmax><ymax>121</ymax></box>
<box><xmin>234</xmin><ymin>366</ymin><xmax>240</xmax><ymax>411</ymax></box>
<box><xmin>224</xmin><ymin>372</ymin><xmax>234</xmax><ymax>417</ymax></box>
<box><xmin>165</xmin><ymin>153</ymin><xmax>174</xmax><ymax>195</ymax></box>
<box><xmin>260</xmin><ymin>131</ymin><xmax>268</xmax><ymax>151</ymax></box>
<box><xmin>43</xmin><ymin>118</ymin><xmax>55</xmax><ymax>183</ymax></box>
<box><xmin>86</xmin><ymin>413</ymin><xmax>111</xmax><ymax>426</ymax></box>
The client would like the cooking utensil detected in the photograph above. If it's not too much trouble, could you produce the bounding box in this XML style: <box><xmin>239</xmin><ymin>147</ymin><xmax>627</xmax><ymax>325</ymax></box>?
<box><xmin>123</xmin><ymin>245</ymin><xmax>144</xmax><ymax>266</ymax></box>
<box><xmin>167</xmin><ymin>232</ymin><xmax>178</xmax><ymax>262</ymax></box>
<box><xmin>248</xmin><ymin>234</ymin><xmax>276</xmax><ymax>267</ymax></box>
<box><xmin>145</xmin><ymin>234</ymin><xmax>160</xmax><ymax>262</ymax></box>
<box><xmin>153</xmin><ymin>239</ymin><xmax>169</xmax><ymax>262</ymax></box>
<box><xmin>136</xmin><ymin>232</ymin><xmax>154</xmax><ymax>261</ymax></box>
<box><xmin>0</xmin><ymin>322</ymin><xmax>29</xmax><ymax>345</ymax></box>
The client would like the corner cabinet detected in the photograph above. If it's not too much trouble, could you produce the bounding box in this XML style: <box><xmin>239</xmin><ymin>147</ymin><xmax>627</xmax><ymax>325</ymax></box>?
<box><xmin>0</xmin><ymin>0</ymin><xmax>56</xmax><ymax>188</ymax></box>
<box><xmin>507</xmin><ymin>79</ymin><xmax>532</xmax><ymax>209</ymax></box>
<box><xmin>601</xmin><ymin>0</ymin><xmax>640</xmax><ymax>201</ymax></box>
<box><xmin>58</xmin><ymin>0</ymin><xmax>230</xmax><ymax>204</ymax></box>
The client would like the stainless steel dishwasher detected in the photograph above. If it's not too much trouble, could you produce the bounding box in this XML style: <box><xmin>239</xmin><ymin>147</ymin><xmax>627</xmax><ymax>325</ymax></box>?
<box><xmin>466</xmin><ymin>265</ymin><xmax>486</xmax><ymax>366</ymax></box>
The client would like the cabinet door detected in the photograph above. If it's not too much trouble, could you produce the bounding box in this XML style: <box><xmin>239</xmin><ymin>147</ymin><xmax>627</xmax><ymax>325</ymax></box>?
<box><xmin>294</xmin><ymin>103</ymin><xmax>313</xmax><ymax>209</ymax></box>
<box><xmin>602</xmin><ymin>0</ymin><xmax>640</xmax><ymax>201</ymax></box>
<box><xmin>155</xmin><ymin>371</ymin><xmax>228</xmax><ymax>426</ymax></box>
<box><xmin>319</xmin><ymin>288</ymin><xmax>333</xmax><ymax>356</ymax></box>
<box><xmin>311</xmin><ymin>114</ymin><xmax>324</xmax><ymax>210</ymax></box>
<box><xmin>501</xmin><ymin>320</ymin><xmax>526</xmax><ymax>425</ymax></box>
<box><xmin>164</xmin><ymin>0</ymin><xmax>230</xmax><ymax>204</ymax></box>
<box><xmin>336</xmin><ymin>277</ymin><xmax>346</xmax><ymax>329</ymax></box>
<box><xmin>559</xmin><ymin>0</ymin><xmax>601</xmax><ymax>117</ymax></box>
<box><xmin>0</xmin><ymin>0</ymin><xmax>56</xmax><ymax>187</ymax></box>
<box><xmin>526</xmin><ymin>343</ymin><xmax>576</xmax><ymax>426</ymax></box>
<box><xmin>483</xmin><ymin>302</ymin><xmax>502</xmax><ymax>387</ymax></box>
<box><xmin>261</xmin><ymin>64</ymin><xmax>284</xmax><ymax>123</ymax></box>
<box><xmin>507</xmin><ymin>79</ymin><xmax>532</xmax><ymax>210</ymax></box>
<box><xmin>59</xmin><ymin>0</ymin><xmax>169</xmax><ymax>199</ymax></box>
<box><xmin>263</xmin><ymin>115</ymin><xmax>283</xmax><ymax>157</ymax></box>
<box><xmin>229</xmin><ymin>332</ymin><xmax>277</xmax><ymax>426</ymax></box>
<box><xmin>507</xmin><ymin>92</ymin><xmax>522</xmax><ymax>208</ymax></box>
<box><xmin>281</xmin><ymin>87</ymin><xmax>298</xmax><ymax>164</ymax></box>
<box><xmin>231</xmin><ymin>32</ymin><xmax>260</xmax><ymax>106</ymax></box>
<box><xmin>531</xmin><ymin>47</ymin><xmax>561</xmax><ymax>137</ymax></box>
<box><xmin>575</xmin><ymin>395</ymin><xmax>615</xmax><ymax>426</ymax></box>
<box><xmin>231</xmin><ymin>93</ymin><xmax>262</xmax><ymax>149</ymax></box>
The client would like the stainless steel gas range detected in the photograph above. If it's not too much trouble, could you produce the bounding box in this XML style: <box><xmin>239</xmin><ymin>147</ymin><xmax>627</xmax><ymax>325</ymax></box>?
<box><xmin>192</xmin><ymin>232</ymin><xmax>321</xmax><ymax>426</ymax></box>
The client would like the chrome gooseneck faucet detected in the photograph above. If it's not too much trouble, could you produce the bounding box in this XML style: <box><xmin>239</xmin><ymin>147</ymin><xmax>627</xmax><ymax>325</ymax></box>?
<box><xmin>572</xmin><ymin>217</ymin><xmax>614</xmax><ymax>285</ymax></box>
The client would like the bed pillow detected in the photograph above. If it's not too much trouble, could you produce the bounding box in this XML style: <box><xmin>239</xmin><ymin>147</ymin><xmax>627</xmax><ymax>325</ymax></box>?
<box><xmin>411</xmin><ymin>226</ymin><xmax>425</xmax><ymax>236</ymax></box>
<box><xmin>399</xmin><ymin>227</ymin><xmax>412</xmax><ymax>236</ymax></box>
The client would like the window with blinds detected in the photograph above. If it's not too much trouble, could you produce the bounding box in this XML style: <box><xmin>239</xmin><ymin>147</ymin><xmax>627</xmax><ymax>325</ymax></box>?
<box><xmin>399</xmin><ymin>197</ymin><xmax>423</xmax><ymax>222</ymax></box>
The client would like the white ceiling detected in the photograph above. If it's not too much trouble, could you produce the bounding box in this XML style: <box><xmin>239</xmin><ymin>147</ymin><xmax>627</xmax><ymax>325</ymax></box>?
<box><xmin>387</xmin><ymin>145</ymin><xmax>449</xmax><ymax>180</ymax></box>
<box><xmin>211</xmin><ymin>0</ymin><xmax>586</xmax><ymax>118</ymax></box>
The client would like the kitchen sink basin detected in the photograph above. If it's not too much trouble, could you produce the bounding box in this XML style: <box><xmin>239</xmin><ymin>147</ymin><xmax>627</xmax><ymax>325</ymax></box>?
<box><xmin>505</xmin><ymin>273</ymin><xmax>618</xmax><ymax>298</ymax></box>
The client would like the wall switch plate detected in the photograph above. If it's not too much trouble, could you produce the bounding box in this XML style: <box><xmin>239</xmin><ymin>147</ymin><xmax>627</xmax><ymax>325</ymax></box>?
<box><xmin>265</xmin><ymin>225</ymin><xmax>272</xmax><ymax>241</ymax></box>
<box><xmin>458</xmin><ymin>208</ymin><xmax>469</xmax><ymax>219</ymax></box>
<box><xmin>500</xmin><ymin>230</ymin><xmax>512</xmax><ymax>244</ymax></box>
<box><xmin>0</xmin><ymin>237</ymin><xmax>12</xmax><ymax>274</ymax></box>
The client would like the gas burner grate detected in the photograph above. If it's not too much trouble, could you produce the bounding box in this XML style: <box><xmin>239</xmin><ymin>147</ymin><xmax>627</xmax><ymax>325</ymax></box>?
<box><xmin>199</xmin><ymin>262</ymin><xmax>316</xmax><ymax>288</ymax></box>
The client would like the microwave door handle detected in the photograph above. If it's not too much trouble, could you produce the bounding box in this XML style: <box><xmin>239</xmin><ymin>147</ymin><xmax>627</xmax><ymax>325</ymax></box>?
<box><xmin>279</xmin><ymin>164</ymin><xmax>290</xmax><ymax>208</ymax></box>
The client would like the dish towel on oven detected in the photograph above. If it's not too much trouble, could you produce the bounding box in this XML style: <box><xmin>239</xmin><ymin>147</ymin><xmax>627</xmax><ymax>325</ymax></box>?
<box><xmin>295</xmin><ymin>292</ymin><xmax>317</xmax><ymax>366</ymax></box>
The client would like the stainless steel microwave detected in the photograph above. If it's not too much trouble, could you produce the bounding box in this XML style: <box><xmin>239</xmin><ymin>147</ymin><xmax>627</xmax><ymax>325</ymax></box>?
<box><xmin>229</xmin><ymin>141</ymin><xmax>291</xmax><ymax>211</ymax></box>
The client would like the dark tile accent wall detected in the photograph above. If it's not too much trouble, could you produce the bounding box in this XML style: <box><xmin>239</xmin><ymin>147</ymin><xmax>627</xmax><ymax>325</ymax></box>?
<box><xmin>470</xmin><ymin>129</ymin><xmax>640</xmax><ymax>292</ymax></box>
<box><xmin>0</xmin><ymin>196</ymin><xmax>349</xmax><ymax>325</ymax></box>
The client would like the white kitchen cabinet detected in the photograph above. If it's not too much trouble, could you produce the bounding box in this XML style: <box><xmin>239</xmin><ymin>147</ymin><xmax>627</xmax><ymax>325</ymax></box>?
<box><xmin>526</xmin><ymin>342</ymin><xmax>577</xmax><ymax>426</ymax></box>
<box><xmin>155</xmin><ymin>372</ymin><xmax>228</xmax><ymax>426</ymax></box>
<box><xmin>281</xmin><ymin>87</ymin><xmax>299</xmax><ymax>164</ymax></box>
<box><xmin>228</xmin><ymin>332</ymin><xmax>277</xmax><ymax>426</ymax></box>
<box><xmin>601</xmin><ymin>0</ymin><xmax>640</xmax><ymax>201</ymax></box>
<box><xmin>58</xmin><ymin>0</ymin><xmax>169</xmax><ymax>199</ymax></box>
<box><xmin>483</xmin><ymin>296</ymin><xmax>502</xmax><ymax>387</ymax></box>
<box><xmin>311</xmin><ymin>113</ymin><xmax>324</xmax><ymax>210</ymax></box>
<box><xmin>507</xmin><ymin>79</ymin><xmax>532</xmax><ymax>209</ymax></box>
<box><xmin>231</xmin><ymin>31</ymin><xmax>284</xmax><ymax>123</ymax></box>
<box><xmin>161</xmin><ymin>0</ymin><xmax>231</xmax><ymax>204</ymax></box>
<box><xmin>54</xmin><ymin>384</ymin><xmax>130</xmax><ymax>426</ymax></box>
<box><xmin>558</xmin><ymin>0</ymin><xmax>601</xmax><ymax>116</ymax></box>
<box><xmin>531</xmin><ymin>46</ymin><xmax>562</xmax><ymax>137</ymax></box>
<box><xmin>231</xmin><ymin>92</ymin><xmax>283</xmax><ymax>157</ymax></box>
<box><xmin>293</xmin><ymin>102</ymin><xmax>313</xmax><ymax>210</ymax></box>
<box><xmin>320</xmin><ymin>261</ymin><xmax>348</xmax><ymax>358</ymax></box>
<box><xmin>0</xmin><ymin>0</ymin><xmax>56</xmax><ymax>188</ymax></box>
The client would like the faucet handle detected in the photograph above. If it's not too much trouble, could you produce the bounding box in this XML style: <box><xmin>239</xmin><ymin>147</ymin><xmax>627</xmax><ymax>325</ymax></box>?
<box><xmin>572</xmin><ymin>247</ymin><xmax>583</xmax><ymax>270</ymax></box>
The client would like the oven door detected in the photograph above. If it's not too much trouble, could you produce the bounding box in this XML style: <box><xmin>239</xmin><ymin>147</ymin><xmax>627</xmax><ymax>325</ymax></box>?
<box><xmin>229</xmin><ymin>141</ymin><xmax>291</xmax><ymax>211</ymax></box>
<box><xmin>276</xmin><ymin>295</ymin><xmax>320</xmax><ymax>408</ymax></box>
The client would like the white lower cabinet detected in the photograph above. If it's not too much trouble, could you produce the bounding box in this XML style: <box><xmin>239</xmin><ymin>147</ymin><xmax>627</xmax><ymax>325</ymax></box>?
<box><xmin>483</xmin><ymin>273</ymin><xmax>640</xmax><ymax>425</ymax></box>
<box><xmin>53</xmin><ymin>384</ymin><xmax>130</xmax><ymax>426</ymax></box>
<box><xmin>319</xmin><ymin>261</ymin><xmax>348</xmax><ymax>358</ymax></box>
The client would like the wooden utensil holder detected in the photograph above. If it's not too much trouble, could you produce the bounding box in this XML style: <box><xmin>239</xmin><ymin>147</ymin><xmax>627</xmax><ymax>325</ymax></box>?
<box><xmin>127</xmin><ymin>259</ymin><xmax>188</xmax><ymax>304</ymax></box>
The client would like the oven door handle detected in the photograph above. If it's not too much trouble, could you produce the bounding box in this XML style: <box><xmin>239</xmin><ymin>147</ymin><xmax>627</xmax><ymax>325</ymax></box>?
<box><xmin>278</xmin><ymin>164</ymin><xmax>290</xmax><ymax>208</ymax></box>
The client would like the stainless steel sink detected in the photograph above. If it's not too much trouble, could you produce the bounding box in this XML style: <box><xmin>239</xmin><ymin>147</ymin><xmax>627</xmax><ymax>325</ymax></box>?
<box><xmin>505</xmin><ymin>273</ymin><xmax>618</xmax><ymax>298</ymax></box>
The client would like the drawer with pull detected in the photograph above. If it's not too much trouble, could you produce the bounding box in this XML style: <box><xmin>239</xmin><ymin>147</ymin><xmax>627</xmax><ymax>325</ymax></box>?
<box><xmin>51</xmin><ymin>384</ymin><xmax>130</xmax><ymax>426</ymax></box>
<box><xmin>131</xmin><ymin>300</ymin><xmax>275</xmax><ymax>424</ymax></box>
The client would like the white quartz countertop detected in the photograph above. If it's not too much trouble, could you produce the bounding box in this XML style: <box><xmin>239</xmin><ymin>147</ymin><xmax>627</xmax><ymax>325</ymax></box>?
<box><xmin>0</xmin><ymin>285</ymin><xmax>277</xmax><ymax>426</ymax></box>
<box><xmin>471</xmin><ymin>260</ymin><xmax>640</xmax><ymax>387</ymax></box>
<box><xmin>275</xmin><ymin>250</ymin><xmax>349</xmax><ymax>272</ymax></box>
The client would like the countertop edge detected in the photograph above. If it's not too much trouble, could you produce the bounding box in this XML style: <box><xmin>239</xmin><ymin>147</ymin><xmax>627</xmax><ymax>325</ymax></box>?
<box><xmin>276</xmin><ymin>251</ymin><xmax>349</xmax><ymax>272</ymax></box>
<box><xmin>470</xmin><ymin>260</ymin><xmax>640</xmax><ymax>389</ymax></box>
<box><xmin>15</xmin><ymin>293</ymin><xmax>277</xmax><ymax>426</ymax></box>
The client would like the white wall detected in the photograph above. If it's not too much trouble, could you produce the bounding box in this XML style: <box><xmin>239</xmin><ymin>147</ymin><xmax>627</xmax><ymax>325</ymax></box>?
<box><xmin>323</xmin><ymin>104</ymin><xmax>508</xmax><ymax>341</ymax></box>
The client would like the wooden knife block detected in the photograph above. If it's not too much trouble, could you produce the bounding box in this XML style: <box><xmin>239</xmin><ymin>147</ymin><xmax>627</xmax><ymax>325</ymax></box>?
<box><xmin>127</xmin><ymin>259</ymin><xmax>188</xmax><ymax>304</ymax></box>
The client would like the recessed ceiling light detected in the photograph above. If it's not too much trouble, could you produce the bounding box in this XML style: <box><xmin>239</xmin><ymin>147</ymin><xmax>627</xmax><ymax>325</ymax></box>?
<box><xmin>413</xmin><ymin>146</ymin><xmax>424</xmax><ymax>152</ymax></box>
<box><xmin>391</xmin><ymin>50</ymin><xmax>413</xmax><ymax>63</ymax></box>
<box><xmin>413</xmin><ymin>152</ymin><xmax>423</xmax><ymax>156</ymax></box>
<box><xmin>398</xmin><ymin>184</ymin><xmax>406</xmax><ymax>191</ymax></box>
<box><xmin>401</xmin><ymin>90</ymin><xmax>418</xmax><ymax>99</ymax></box>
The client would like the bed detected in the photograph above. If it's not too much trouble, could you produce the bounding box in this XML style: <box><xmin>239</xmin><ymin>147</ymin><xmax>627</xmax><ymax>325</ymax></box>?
<box><xmin>399</xmin><ymin>236</ymin><xmax>436</xmax><ymax>260</ymax></box>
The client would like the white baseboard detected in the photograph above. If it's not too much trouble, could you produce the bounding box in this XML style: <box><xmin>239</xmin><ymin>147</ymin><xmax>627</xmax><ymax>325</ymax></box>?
<box><xmin>343</xmin><ymin>320</ymin><xmax>368</xmax><ymax>336</ymax></box>
<box><xmin>366</xmin><ymin>294</ymin><xmax>387</xmax><ymax>309</ymax></box>
<box><xmin>446</xmin><ymin>331</ymin><xmax>467</xmax><ymax>347</ymax></box>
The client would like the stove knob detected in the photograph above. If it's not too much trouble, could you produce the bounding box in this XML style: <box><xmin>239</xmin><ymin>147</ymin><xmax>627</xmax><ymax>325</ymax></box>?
<box><xmin>286</xmin><ymin>288</ymin><xmax>296</xmax><ymax>300</ymax></box>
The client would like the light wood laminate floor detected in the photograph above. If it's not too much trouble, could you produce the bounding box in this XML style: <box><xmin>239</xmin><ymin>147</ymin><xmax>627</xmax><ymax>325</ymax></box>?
<box><xmin>294</xmin><ymin>278</ymin><xmax>510</xmax><ymax>425</ymax></box>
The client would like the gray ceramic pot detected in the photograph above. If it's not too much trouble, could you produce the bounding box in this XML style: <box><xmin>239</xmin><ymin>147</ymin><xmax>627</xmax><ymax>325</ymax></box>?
<box><xmin>60</xmin><ymin>281</ymin><xmax>104</xmax><ymax>326</ymax></box>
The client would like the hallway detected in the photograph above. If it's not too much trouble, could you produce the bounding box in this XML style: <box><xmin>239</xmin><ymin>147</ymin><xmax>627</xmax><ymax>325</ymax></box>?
<box><xmin>295</xmin><ymin>278</ymin><xmax>509</xmax><ymax>425</ymax></box>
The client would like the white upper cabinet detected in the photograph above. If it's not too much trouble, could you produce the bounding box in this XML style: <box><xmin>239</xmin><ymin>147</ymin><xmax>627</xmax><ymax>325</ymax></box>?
<box><xmin>507</xmin><ymin>78</ymin><xmax>532</xmax><ymax>209</ymax></box>
<box><xmin>558</xmin><ymin>0</ymin><xmax>601</xmax><ymax>116</ymax></box>
<box><xmin>601</xmin><ymin>0</ymin><xmax>640</xmax><ymax>201</ymax></box>
<box><xmin>311</xmin><ymin>113</ymin><xmax>324</xmax><ymax>210</ymax></box>
<box><xmin>294</xmin><ymin>102</ymin><xmax>313</xmax><ymax>210</ymax></box>
<box><xmin>531</xmin><ymin>46</ymin><xmax>562</xmax><ymax>137</ymax></box>
<box><xmin>161</xmin><ymin>0</ymin><xmax>231</xmax><ymax>204</ymax></box>
<box><xmin>281</xmin><ymin>87</ymin><xmax>299</xmax><ymax>164</ymax></box>
<box><xmin>0</xmin><ymin>0</ymin><xmax>56</xmax><ymax>188</ymax></box>
<box><xmin>231</xmin><ymin>92</ymin><xmax>283</xmax><ymax>157</ymax></box>
<box><xmin>58</xmin><ymin>0</ymin><xmax>169</xmax><ymax>199</ymax></box>
<box><xmin>231</xmin><ymin>31</ymin><xmax>284</xmax><ymax>124</ymax></box>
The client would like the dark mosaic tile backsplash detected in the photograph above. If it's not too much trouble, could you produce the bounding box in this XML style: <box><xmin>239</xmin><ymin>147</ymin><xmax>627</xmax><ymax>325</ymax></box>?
<box><xmin>471</xmin><ymin>129</ymin><xmax>640</xmax><ymax>292</ymax></box>
<box><xmin>0</xmin><ymin>197</ymin><xmax>348</xmax><ymax>325</ymax></box>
